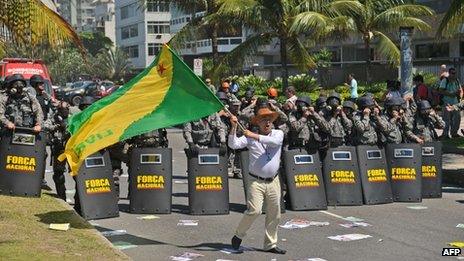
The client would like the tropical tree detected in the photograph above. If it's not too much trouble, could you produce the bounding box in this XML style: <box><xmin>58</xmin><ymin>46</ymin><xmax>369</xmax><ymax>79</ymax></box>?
<box><xmin>217</xmin><ymin>0</ymin><xmax>345</xmax><ymax>89</ymax></box>
<box><xmin>437</xmin><ymin>0</ymin><xmax>463</xmax><ymax>38</ymax></box>
<box><xmin>329</xmin><ymin>0</ymin><xmax>434</xmax><ymax>82</ymax></box>
<box><xmin>95</xmin><ymin>47</ymin><xmax>132</xmax><ymax>81</ymax></box>
<box><xmin>80</xmin><ymin>31</ymin><xmax>114</xmax><ymax>56</ymax></box>
<box><xmin>0</xmin><ymin>0</ymin><xmax>83</xmax><ymax>57</ymax></box>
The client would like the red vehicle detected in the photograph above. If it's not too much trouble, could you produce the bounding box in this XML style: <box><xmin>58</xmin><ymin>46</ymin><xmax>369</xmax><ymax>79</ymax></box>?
<box><xmin>0</xmin><ymin>58</ymin><xmax>54</xmax><ymax>97</ymax></box>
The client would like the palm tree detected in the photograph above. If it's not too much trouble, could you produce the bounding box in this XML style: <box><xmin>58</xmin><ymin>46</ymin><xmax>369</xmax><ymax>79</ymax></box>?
<box><xmin>96</xmin><ymin>47</ymin><xmax>132</xmax><ymax>81</ymax></box>
<box><xmin>0</xmin><ymin>0</ymin><xmax>83</xmax><ymax>57</ymax></box>
<box><xmin>217</xmin><ymin>0</ymin><xmax>344</xmax><ymax>89</ymax></box>
<box><xmin>329</xmin><ymin>0</ymin><xmax>434</xmax><ymax>82</ymax></box>
<box><xmin>437</xmin><ymin>0</ymin><xmax>463</xmax><ymax>38</ymax></box>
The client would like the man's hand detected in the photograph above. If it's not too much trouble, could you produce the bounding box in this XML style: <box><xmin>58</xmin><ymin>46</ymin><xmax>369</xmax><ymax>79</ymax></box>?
<box><xmin>335</xmin><ymin>106</ymin><xmax>342</xmax><ymax>116</ymax></box>
<box><xmin>251</xmin><ymin>96</ymin><xmax>258</xmax><ymax>106</ymax></box>
<box><xmin>373</xmin><ymin>107</ymin><xmax>380</xmax><ymax>116</ymax></box>
<box><xmin>392</xmin><ymin>110</ymin><xmax>400</xmax><ymax>120</ymax></box>
<box><xmin>230</xmin><ymin>115</ymin><xmax>238</xmax><ymax>129</ymax></box>
<box><xmin>429</xmin><ymin>109</ymin><xmax>437</xmax><ymax>117</ymax></box>
<box><xmin>415</xmin><ymin>137</ymin><xmax>424</xmax><ymax>144</ymax></box>
<box><xmin>363</xmin><ymin>108</ymin><xmax>371</xmax><ymax>116</ymax></box>
<box><xmin>6</xmin><ymin>122</ymin><xmax>15</xmax><ymax>130</ymax></box>
<box><xmin>218</xmin><ymin>110</ymin><xmax>228</xmax><ymax>117</ymax></box>
<box><xmin>446</xmin><ymin>104</ymin><xmax>455</xmax><ymax>112</ymax></box>
<box><xmin>33</xmin><ymin>125</ymin><xmax>41</xmax><ymax>133</ymax></box>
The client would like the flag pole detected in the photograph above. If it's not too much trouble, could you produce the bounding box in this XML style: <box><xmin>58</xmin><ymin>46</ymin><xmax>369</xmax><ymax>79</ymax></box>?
<box><xmin>222</xmin><ymin>105</ymin><xmax>246</xmax><ymax>132</ymax></box>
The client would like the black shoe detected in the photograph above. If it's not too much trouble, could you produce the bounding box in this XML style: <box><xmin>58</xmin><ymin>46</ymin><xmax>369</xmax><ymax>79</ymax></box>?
<box><xmin>266</xmin><ymin>247</ymin><xmax>286</xmax><ymax>255</ymax></box>
<box><xmin>461</xmin><ymin>129</ymin><xmax>464</xmax><ymax>136</ymax></box>
<box><xmin>231</xmin><ymin>235</ymin><xmax>242</xmax><ymax>250</ymax></box>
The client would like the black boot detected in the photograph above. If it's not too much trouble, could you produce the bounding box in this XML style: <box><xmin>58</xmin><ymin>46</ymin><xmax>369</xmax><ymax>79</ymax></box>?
<box><xmin>231</xmin><ymin>235</ymin><xmax>242</xmax><ymax>251</ymax></box>
<box><xmin>53</xmin><ymin>172</ymin><xmax>66</xmax><ymax>201</ymax></box>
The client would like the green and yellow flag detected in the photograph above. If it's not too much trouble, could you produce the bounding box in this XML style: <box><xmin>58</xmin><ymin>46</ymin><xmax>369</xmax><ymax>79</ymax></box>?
<box><xmin>59</xmin><ymin>45</ymin><xmax>224</xmax><ymax>175</ymax></box>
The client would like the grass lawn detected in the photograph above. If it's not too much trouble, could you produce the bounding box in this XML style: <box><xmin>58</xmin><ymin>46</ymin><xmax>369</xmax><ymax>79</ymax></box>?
<box><xmin>0</xmin><ymin>191</ymin><xmax>128</xmax><ymax>260</ymax></box>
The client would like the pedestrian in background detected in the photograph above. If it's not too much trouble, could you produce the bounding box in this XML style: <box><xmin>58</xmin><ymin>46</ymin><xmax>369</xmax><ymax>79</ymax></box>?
<box><xmin>439</xmin><ymin>67</ymin><xmax>462</xmax><ymax>138</ymax></box>
<box><xmin>345</xmin><ymin>73</ymin><xmax>358</xmax><ymax>102</ymax></box>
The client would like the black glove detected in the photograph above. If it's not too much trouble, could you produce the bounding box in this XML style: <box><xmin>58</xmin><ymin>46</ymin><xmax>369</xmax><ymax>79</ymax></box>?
<box><xmin>188</xmin><ymin>142</ymin><xmax>198</xmax><ymax>156</ymax></box>
<box><xmin>219</xmin><ymin>143</ymin><xmax>227</xmax><ymax>156</ymax></box>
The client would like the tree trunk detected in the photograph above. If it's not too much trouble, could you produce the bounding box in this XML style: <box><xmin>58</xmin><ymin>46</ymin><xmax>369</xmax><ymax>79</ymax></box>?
<box><xmin>280</xmin><ymin>37</ymin><xmax>289</xmax><ymax>90</ymax></box>
<box><xmin>365</xmin><ymin>39</ymin><xmax>371</xmax><ymax>84</ymax></box>
<box><xmin>211</xmin><ymin>24</ymin><xmax>219</xmax><ymax>68</ymax></box>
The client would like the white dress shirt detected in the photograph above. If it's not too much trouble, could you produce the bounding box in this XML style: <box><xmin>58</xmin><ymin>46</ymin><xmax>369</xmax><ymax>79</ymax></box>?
<box><xmin>228</xmin><ymin>129</ymin><xmax>284</xmax><ymax>178</ymax></box>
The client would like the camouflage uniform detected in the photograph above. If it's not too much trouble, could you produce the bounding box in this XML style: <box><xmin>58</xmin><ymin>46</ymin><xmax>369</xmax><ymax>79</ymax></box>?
<box><xmin>183</xmin><ymin>113</ymin><xmax>226</xmax><ymax>156</ymax></box>
<box><xmin>288</xmin><ymin>110</ymin><xmax>330</xmax><ymax>151</ymax></box>
<box><xmin>320</xmin><ymin>108</ymin><xmax>352</xmax><ymax>147</ymax></box>
<box><xmin>352</xmin><ymin>96</ymin><xmax>379</xmax><ymax>145</ymax></box>
<box><xmin>405</xmin><ymin>101</ymin><xmax>445</xmax><ymax>143</ymax></box>
<box><xmin>44</xmin><ymin>107</ymin><xmax>70</xmax><ymax>200</ymax></box>
<box><xmin>374</xmin><ymin>114</ymin><xmax>403</xmax><ymax>144</ymax></box>
<box><xmin>0</xmin><ymin>91</ymin><xmax>43</xmax><ymax>129</ymax></box>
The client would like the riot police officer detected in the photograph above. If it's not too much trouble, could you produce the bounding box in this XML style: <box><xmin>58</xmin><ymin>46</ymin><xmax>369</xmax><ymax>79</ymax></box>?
<box><xmin>342</xmin><ymin>100</ymin><xmax>357</xmax><ymax>145</ymax></box>
<box><xmin>30</xmin><ymin>74</ymin><xmax>54</xmax><ymax>120</ymax></box>
<box><xmin>0</xmin><ymin>74</ymin><xmax>43</xmax><ymax>132</ymax></box>
<box><xmin>320</xmin><ymin>92</ymin><xmax>352</xmax><ymax>147</ymax></box>
<box><xmin>44</xmin><ymin>101</ymin><xmax>71</xmax><ymax>200</ymax></box>
<box><xmin>315</xmin><ymin>96</ymin><xmax>327</xmax><ymax>113</ymax></box>
<box><xmin>353</xmin><ymin>96</ymin><xmax>379</xmax><ymax>145</ymax></box>
<box><xmin>374</xmin><ymin>96</ymin><xmax>405</xmax><ymax>144</ymax></box>
<box><xmin>183</xmin><ymin>113</ymin><xmax>227</xmax><ymax>156</ymax></box>
<box><xmin>405</xmin><ymin>100</ymin><xmax>445</xmax><ymax>144</ymax></box>
<box><xmin>288</xmin><ymin>96</ymin><xmax>330</xmax><ymax>151</ymax></box>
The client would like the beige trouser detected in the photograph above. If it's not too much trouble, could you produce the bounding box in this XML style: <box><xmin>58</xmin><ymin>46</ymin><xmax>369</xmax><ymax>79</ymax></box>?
<box><xmin>235</xmin><ymin>175</ymin><xmax>281</xmax><ymax>250</ymax></box>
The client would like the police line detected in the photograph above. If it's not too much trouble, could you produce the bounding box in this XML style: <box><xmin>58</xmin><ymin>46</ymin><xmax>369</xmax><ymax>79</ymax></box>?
<box><xmin>0</xmin><ymin>128</ymin><xmax>442</xmax><ymax>219</ymax></box>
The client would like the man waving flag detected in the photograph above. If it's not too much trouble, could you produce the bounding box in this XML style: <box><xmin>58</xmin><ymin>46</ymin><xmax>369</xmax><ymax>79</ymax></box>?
<box><xmin>59</xmin><ymin>44</ymin><xmax>224</xmax><ymax>175</ymax></box>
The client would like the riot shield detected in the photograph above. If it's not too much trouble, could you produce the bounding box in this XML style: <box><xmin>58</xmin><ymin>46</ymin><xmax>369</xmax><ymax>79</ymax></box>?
<box><xmin>283</xmin><ymin>149</ymin><xmax>327</xmax><ymax>210</ymax></box>
<box><xmin>322</xmin><ymin>146</ymin><xmax>363</xmax><ymax>206</ymax></box>
<box><xmin>187</xmin><ymin>148</ymin><xmax>229</xmax><ymax>215</ymax></box>
<box><xmin>75</xmin><ymin>151</ymin><xmax>119</xmax><ymax>220</ymax></box>
<box><xmin>386</xmin><ymin>143</ymin><xmax>422</xmax><ymax>202</ymax></box>
<box><xmin>129</xmin><ymin>147</ymin><xmax>172</xmax><ymax>213</ymax></box>
<box><xmin>0</xmin><ymin>128</ymin><xmax>46</xmax><ymax>197</ymax></box>
<box><xmin>421</xmin><ymin>142</ymin><xmax>442</xmax><ymax>198</ymax></box>
<box><xmin>356</xmin><ymin>145</ymin><xmax>393</xmax><ymax>205</ymax></box>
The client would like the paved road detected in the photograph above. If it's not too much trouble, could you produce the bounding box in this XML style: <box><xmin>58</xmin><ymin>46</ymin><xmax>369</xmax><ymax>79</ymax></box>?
<box><xmin>45</xmin><ymin>129</ymin><xmax>464</xmax><ymax>261</ymax></box>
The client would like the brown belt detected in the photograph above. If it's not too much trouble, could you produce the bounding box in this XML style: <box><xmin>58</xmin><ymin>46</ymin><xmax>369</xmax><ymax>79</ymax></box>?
<box><xmin>249</xmin><ymin>173</ymin><xmax>278</xmax><ymax>182</ymax></box>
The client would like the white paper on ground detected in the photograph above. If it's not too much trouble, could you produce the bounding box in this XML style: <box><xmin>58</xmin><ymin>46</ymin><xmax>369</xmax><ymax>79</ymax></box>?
<box><xmin>339</xmin><ymin>222</ymin><xmax>372</xmax><ymax>228</ymax></box>
<box><xmin>407</xmin><ymin>206</ymin><xmax>428</xmax><ymax>210</ymax></box>
<box><xmin>49</xmin><ymin>223</ymin><xmax>70</xmax><ymax>231</ymax></box>
<box><xmin>456</xmin><ymin>224</ymin><xmax>464</xmax><ymax>228</ymax></box>
<box><xmin>112</xmin><ymin>241</ymin><xmax>137</xmax><ymax>250</ymax></box>
<box><xmin>328</xmin><ymin>234</ymin><xmax>372</xmax><ymax>241</ymax></box>
<box><xmin>136</xmin><ymin>215</ymin><xmax>160</xmax><ymax>220</ymax></box>
<box><xmin>101</xmin><ymin>229</ymin><xmax>127</xmax><ymax>236</ymax></box>
<box><xmin>177</xmin><ymin>220</ymin><xmax>199</xmax><ymax>226</ymax></box>
<box><xmin>343</xmin><ymin>216</ymin><xmax>364</xmax><ymax>222</ymax></box>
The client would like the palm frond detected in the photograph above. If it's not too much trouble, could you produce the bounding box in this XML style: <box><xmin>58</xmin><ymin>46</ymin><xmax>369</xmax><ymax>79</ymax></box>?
<box><xmin>373</xmin><ymin>4</ymin><xmax>434</xmax><ymax>31</ymax></box>
<box><xmin>329</xmin><ymin>0</ymin><xmax>366</xmax><ymax>17</ymax></box>
<box><xmin>287</xmin><ymin>37</ymin><xmax>316</xmax><ymax>71</ymax></box>
<box><xmin>374</xmin><ymin>30</ymin><xmax>400</xmax><ymax>66</ymax></box>
<box><xmin>290</xmin><ymin>11</ymin><xmax>332</xmax><ymax>34</ymax></box>
<box><xmin>437</xmin><ymin>0</ymin><xmax>464</xmax><ymax>38</ymax></box>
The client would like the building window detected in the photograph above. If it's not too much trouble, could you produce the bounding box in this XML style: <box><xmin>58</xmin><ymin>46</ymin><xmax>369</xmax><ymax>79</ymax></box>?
<box><xmin>121</xmin><ymin>24</ymin><xmax>138</xmax><ymax>39</ymax></box>
<box><xmin>147</xmin><ymin>21</ymin><xmax>170</xmax><ymax>34</ymax></box>
<box><xmin>147</xmin><ymin>0</ymin><xmax>170</xmax><ymax>12</ymax></box>
<box><xmin>148</xmin><ymin>43</ymin><xmax>162</xmax><ymax>56</ymax></box>
<box><xmin>218</xmin><ymin>39</ymin><xmax>229</xmax><ymax>45</ymax></box>
<box><xmin>125</xmin><ymin>45</ymin><xmax>139</xmax><ymax>58</ymax></box>
<box><xmin>121</xmin><ymin>3</ymin><xmax>136</xmax><ymax>20</ymax></box>
<box><xmin>416</xmin><ymin>43</ymin><xmax>449</xmax><ymax>59</ymax></box>
<box><xmin>230</xmin><ymin>38</ymin><xmax>242</xmax><ymax>44</ymax></box>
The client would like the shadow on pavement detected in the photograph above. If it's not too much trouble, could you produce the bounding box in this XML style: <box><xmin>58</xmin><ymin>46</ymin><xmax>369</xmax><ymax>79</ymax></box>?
<box><xmin>456</xmin><ymin>200</ymin><xmax>464</xmax><ymax>204</ymax></box>
<box><xmin>442</xmin><ymin>187</ymin><xmax>464</xmax><ymax>193</ymax></box>
<box><xmin>172</xmin><ymin>192</ymin><xmax>188</xmax><ymax>198</ymax></box>
<box><xmin>118</xmin><ymin>203</ymin><xmax>130</xmax><ymax>213</ymax></box>
<box><xmin>172</xmin><ymin>175</ymin><xmax>188</xmax><ymax>180</ymax></box>
<box><xmin>35</xmin><ymin>210</ymin><xmax>92</xmax><ymax>229</ymax></box>
<box><xmin>229</xmin><ymin>203</ymin><xmax>246</xmax><ymax>213</ymax></box>
<box><xmin>96</xmin><ymin>226</ymin><xmax>168</xmax><ymax>246</ymax></box>
<box><xmin>172</xmin><ymin>204</ymin><xmax>190</xmax><ymax>214</ymax></box>
<box><xmin>180</xmin><ymin>242</ymin><xmax>232</xmax><ymax>252</ymax></box>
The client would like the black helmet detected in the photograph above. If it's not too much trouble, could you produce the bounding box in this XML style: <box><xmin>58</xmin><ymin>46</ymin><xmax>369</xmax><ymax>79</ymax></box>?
<box><xmin>216</xmin><ymin>91</ymin><xmax>228</xmax><ymax>102</ymax></box>
<box><xmin>256</xmin><ymin>98</ymin><xmax>269</xmax><ymax>108</ymax></box>
<box><xmin>327</xmin><ymin>91</ymin><xmax>341</xmax><ymax>102</ymax></box>
<box><xmin>358</xmin><ymin>96</ymin><xmax>375</xmax><ymax>108</ymax></box>
<box><xmin>29</xmin><ymin>74</ymin><xmax>45</xmax><ymax>87</ymax></box>
<box><xmin>363</xmin><ymin>92</ymin><xmax>374</xmax><ymax>98</ymax></box>
<box><xmin>342</xmin><ymin>100</ymin><xmax>356</xmax><ymax>111</ymax></box>
<box><xmin>315</xmin><ymin>96</ymin><xmax>327</xmax><ymax>106</ymax></box>
<box><xmin>245</xmin><ymin>90</ymin><xmax>254</xmax><ymax>99</ymax></box>
<box><xmin>385</xmin><ymin>96</ymin><xmax>404</xmax><ymax>107</ymax></box>
<box><xmin>246</xmin><ymin>86</ymin><xmax>255</xmax><ymax>94</ymax></box>
<box><xmin>418</xmin><ymin>100</ymin><xmax>432</xmax><ymax>111</ymax></box>
<box><xmin>4</xmin><ymin>74</ymin><xmax>26</xmax><ymax>88</ymax></box>
<box><xmin>296</xmin><ymin>96</ymin><xmax>311</xmax><ymax>106</ymax></box>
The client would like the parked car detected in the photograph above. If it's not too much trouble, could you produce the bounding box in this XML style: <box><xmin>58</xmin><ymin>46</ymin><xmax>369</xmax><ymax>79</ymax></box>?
<box><xmin>58</xmin><ymin>81</ymin><xmax>104</xmax><ymax>106</ymax></box>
